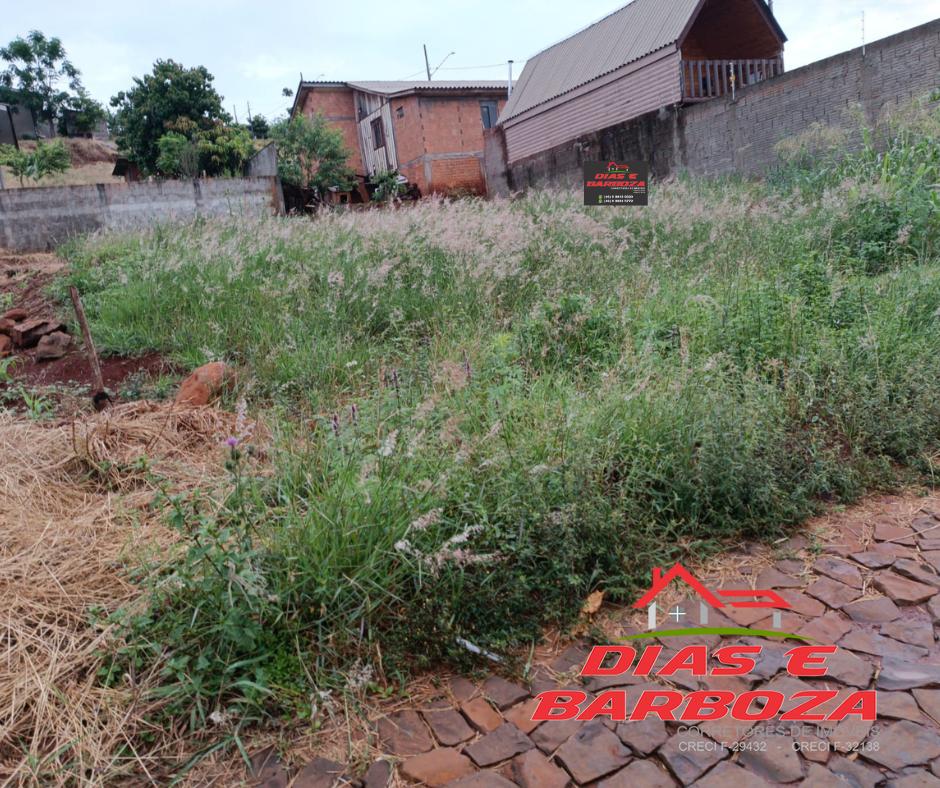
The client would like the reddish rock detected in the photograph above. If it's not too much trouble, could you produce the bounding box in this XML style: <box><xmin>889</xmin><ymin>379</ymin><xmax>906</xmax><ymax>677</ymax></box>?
<box><xmin>0</xmin><ymin>317</ymin><xmax>13</xmax><ymax>335</ymax></box>
<box><xmin>806</xmin><ymin>576</ymin><xmax>861</xmax><ymax>609</ymax></box>
<box><xmin>1</xmin><ymin>308</ymin><xmax>28</xmax><ymax>322</ymax></box>
<box><xmin>461</xmin><ymin>696</ymin><xmax>503</xmax><ymax>733</ymax></box>
<box><xmin>813</xmin><ymin>557</ymin><xmax>864</xmax><ymax>589</ymax></box>
<box><xmin>930</xmin><ymin>595</ymin><xmax>940</xmax><ymax>624</ymax></box>
<box><xmin>362</xmin><ymin>759</ymin><xmax>392</xmax><ymax>788</ymax></box>
<box><xmin>779</xmin><ymin>589</ymin><xmax>827</xmax><ymax>617</ymax></box>
<box><xmin>843</xmin><ymin>596</ymin><xmax>901</xmax><ymax>623</ymax></box>
<box><xmin>889</xmin><ymin>773</ymin><xmax>940</xmax><ymax>787</ymax></box>
<box><xmin>447</xmin><ymin>772</ymin><xmax>517</xmax><ymax>787</ymax></box>
<box><xmin>878</xmin><ymin>657</ymin><xmax>940</xmax><ymax>690</ymax></box>
<box><xmin>796</xmin><ymin>611</ymin><xmax>853</xmax><ymax>643</ymax></box>
<box><xmin>293</xmin><ymin>757</ymin><xmax>346</xmax><ymax>787</ymax></box>
<box><xmin>828</xmin><ymin>716</ymin><xmax>874</xmax><ymax>752</ymax></box>
<box><xmin>924</xmin><ymin>551</ymin><xmax>940</xmax><ymax>574</ymax></box>
<box><xmin>893</xmin><ymin>558</ymin><xmax>940</xmax><ymax>588</ymax></box>
<box><xmin>550</xmin><ymin>644</ymin><xmax>590</xmax><ymax>673</ymax></box>
<box><xmin>401</xmin><ymin>747</ymin><xmax>475</xmax><ymax>786</ymax></box>
<box><xmin>874</xmin><ymin>522</ymin><xmax>917</xmax><ymax>545</ymax></box>
<box><xmin>35</xmin><ymin>330</ymin><xmax>72</xmax><ymax>361</ymax></box>
<box><xmin>10</xmin><ymin>318</ymin><xmax>63</xmax><ymax>349</ymax></box>
<box><xmin>464</xmin><ymin>723</ymin><xmax>534</xmax><ymax>767</ymax></box>
<box><xmin>658</xmin><ymin>729</ymin><xmax>728</xmax><ymax>785</ymax></box>
<box><xmin>510</xmin><ymin>749</ymin><xmax>569</xmax><ymax>788</ymax></box>
<box><xmin>530</xmin><ymin>717</ymin><xmax>584</xmax><ymax>754</ymax></box>
<box><xmin>422</xmin><ymin>705</ymin><xmax>475</xmax><ymax>746</ymax></box>
<box><xmin>174</xmin><ymin>361</ymin><xmax>234</xmax><ymax>406</ymax></box>
<box><xmin>737</xmin><ymin>733</ymin><xmax>804</xmax><ymax>782</ymax></box>
<box><xmin>616</xmin><ymin>716</ymin><xmax>668</xmax><ymax>755</ymax></box>
<box><xmin>376</xmin><ymin>710</ymin><xmax>434</xmax><ymax>756</ymax></box>
<box><xmin>599</xmin><ymin>759</ymin><xmax>677</xmax><ymax>787</ymax></box>
<box><xmin>851</xmin><ymin>551</ymin><xmax>896</xmax><ymax>569</ymax></box>
<box><xmin>449</xmin><ymin>676</ymin><xmax>479</xmax><ymax>702</ymax></box>
<box><xmin>874</xmin><ymin>572</ymin><xmax>938</xmax><ymax>605</ymax></box>
<box><xmin>914</xmin><ymin>689</ymin><xmax>940</xmax><ymax>723</ymax></box>
<box><xmin>755</xmin><ymin>566</ymin><xmax>803</xmax><ymax>589</ymax></box>
<box><xmin>0</xmin><ymin>334</ymin><xmax>11</xmax><ymax>358</ymax></box>
<box><xmin>876</xmin><ymin>690</ymin><xmax>926</xmax><ymax>721</ymax></box>
<box><xmin>861</xmin><ymin>720</ymin><xmax>940</xmax><ymax>771</ymax></box>
<box><xmin>840</xmin><ymin>629</ymin><xmax>928</xmax><ymax>661</ymax></box>
<box><xmin>483</xmin><ymin>676</ymin><xmax>529</xmax><ymax>710</ymax></box>
<box><xmin>555</xmin><ymin>721</ymin><xmax>632</xmax><ymax>784</ymax></box>
<box><xmin>691</xmin><ymin>761</ymin><xmax>772</xmax><ymax>787</ymax></box>
<box><xmin>826</xmin><ymin>755</ymin><xmax>883</xmax><ymax>788</ymax></box>
<box><xmin>249</xmin><ymin>746</ymin><xmax>291</xmax><ymax>788</ymax></box>
<box><xmin>882</xmin><ymin>618</ymin><xmax>935</xmax><ymax>650</ymax></box>
<box><xmin>503</xmin><ymin>697</ymin><xmax>542</xmax><ymax>735</ymax></box>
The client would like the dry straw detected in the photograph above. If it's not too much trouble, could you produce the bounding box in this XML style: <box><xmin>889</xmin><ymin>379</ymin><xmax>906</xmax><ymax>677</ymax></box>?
<box><xmin>0</xmin><ymin>401</ymin><xmax>245</xmax><ymax>785</ymax></box>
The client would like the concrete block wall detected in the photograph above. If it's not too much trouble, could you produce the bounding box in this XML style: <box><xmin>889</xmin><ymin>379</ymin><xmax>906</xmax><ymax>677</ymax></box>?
<box><xmin>0</xmin><ymin>176</ymin><xmax>281</xmax><ymax>252</ymax></box>
<box><xmin>492</xmin><ymin>18</ymin><xmax>940</xmax><ymax>193</ymax></box>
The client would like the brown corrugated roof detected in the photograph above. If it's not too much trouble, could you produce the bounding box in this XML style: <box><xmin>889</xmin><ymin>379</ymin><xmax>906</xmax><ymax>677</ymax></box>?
<box><xmin>499</xmin><ymin>0</ymin><xmax>702</xmax><ymax>123</ymax></box>
<box><xmin>346</xmin><ymin>80</ymin><xmax>508</xmax><ymax>96</ymax></box>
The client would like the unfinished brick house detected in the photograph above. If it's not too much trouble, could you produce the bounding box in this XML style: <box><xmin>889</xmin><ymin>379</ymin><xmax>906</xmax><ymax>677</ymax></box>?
<box><xmin>290</xmin><ymin>81</ymin><xmax>509</xmax><ymax>201</ymax></box>
<box><xmin>496</xmin><ymin>0</ymin><xmax>787</xmax><ymax>164</ymax></box>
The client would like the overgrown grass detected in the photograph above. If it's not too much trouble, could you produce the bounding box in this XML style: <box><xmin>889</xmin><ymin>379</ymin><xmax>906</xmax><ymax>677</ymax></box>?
<box><xmin>60</xmin><ymin>99</ymin><xmax>940</xmax><ymax>730</ymax></box>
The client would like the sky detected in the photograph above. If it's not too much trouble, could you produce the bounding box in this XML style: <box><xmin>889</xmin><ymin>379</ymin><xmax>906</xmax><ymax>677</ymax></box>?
<box><xmin>4</xmin><ymin>0</ymin><xmax>939</xmax><ymax>122</ymax></box>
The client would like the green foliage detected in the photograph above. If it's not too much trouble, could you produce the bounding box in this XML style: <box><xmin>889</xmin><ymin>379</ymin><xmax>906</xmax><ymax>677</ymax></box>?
<box><xmin>270</xmin><ymin>113</ymin><xmax>355</xmax><ymax>196</ymax></box>
<box><xmin>59</xmin><ymin>87</ymin><xmax>106</xmax><ymax>134</ymax></box>
<box><xmin>0</xmin><ymin>139</ymin><xmax>70</xmax><ymax>185</ymax></box>
<box><xmin>110</xmin><ymin>59</ymin><xmax>229</xmax><ymax>174</ymax></box>
<box><xmin>156</xmin><ymin>122</ymin><xmax>253</xmax><ymax>178</ymax></box>
<box><xmin>369</xmin><ymin>169</ymin><xmax>405</xmax><ymax>203</ymax></box>
<box><xmin>64</xmin><ymin>97</ymin><xmax>940</xmax><ymax>726</ymax></box>
<box><xmin>0</xmin><ymin>30</ymin><xmax>82</xmax><ymax>131</ymax></box>
<box><xmin>248</xmin><ymin>114</ymin><xmax>269</xmax><ymax>139</ymax></box>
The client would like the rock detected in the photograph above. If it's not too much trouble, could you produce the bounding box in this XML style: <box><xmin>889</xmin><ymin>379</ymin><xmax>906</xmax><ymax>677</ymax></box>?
<box><xmin>35</xmin><ymin>330</ymin><xmax>72</xmax><ymax>361</ymax></box>
<box><xmin>555</xmin><ymin>721</ymin><xmax>632</xmax><ymax>784</ymax></box>
<box><xmin>840</xmin><ymin>629</ymin><xmax>928</xmax><ymax>661</ymax></box>
<box><xmin>804</xmin><ymin>756</ymin><xmax>880</xmax><ymax>788</ymax></box>
<box><xmin>616</xmin><ymin>716</ymin><xmax>668</xmax><ymax>755</ymax></box>
<box><xmin>461</xmin><ymin>696</ymin><xmax>504</xmax><ymax>733</ymax></box>
<box><xmin>10</xmin><ymin>318</ymin><xmax>63</xmax><ymax>349</ymax></box>
<box><xmin>249</xmin><ymin>746</ymin><xmax>291</xmax><ymax>788</ymax></box>
<box><xmin>878</xmin><ymin>658</ymin><xmax>940</xmax><ymax>690</ymax></box>
<box><xmin>755</xmin><ymin>566</ymin><xmax>803</xmax><ymax>589</ymax></box>
<box><xmin>874</xmin><ymin>572</ymin><xmax>938</xmax><ymax>605</ymax></box>
<box><xmin>843</xmin><ymin>596</ymin><xmax>902</xmax><ymax>623</ymax></box>
<box><xmin>796</xmin><ymin>611</ymin><xmax>853</xmax><ymax>643</ymax></box>
<box><xmin>422</xmin><ymin>704</ymin><xmax>476</xmax><ymax>745</ymax></box>
<box><xmin>888</xmin><ymin>773</ymin><xmax>940</xmax><ymax>787</ymax></box>
<box><xmin>376</xmin><ymin>709</ymin><xmax>434</xmax><ymax>756</ymax></box>
<box><xmin>600</xmin><ymin>759</ymin><xmax>677</xmax><ymax>787</ymax></box>
<box><xmin>813</xmin><ymin>557</ymin><xmax>864</xmax><ymax>589</ymax></box>
<box><xmin>550</xmin><ymin>644</ymin><xmax>590</xmax><ymax>673</ymax></box>
<box><xmin>930</xmin><ymin>595</ymin><xmax>940</xmax><ymax>624</ymax></box>
<box><xmin>875</xmin><ymin>522</ymin><xmax>917</xmax><ymax>545</ymax></box>
<box><xmin>530</xmin><ymin>717</ymin><xmax>584</xmax><ymax>754</ymax></box>
<box><xmin>503</xmin><ymin>698</ymin><xmax>543</xmax><ymax>735</ymax></box>
<box><xmin>893</xmin><ymin>558</ymin><xmax>940</xmax><ymax>587</ymax></box>
<box><xmin>806</xmin><ymin>576</ymin><xmax>861</xmax><ymax>608</ymax></box>
<box><xmin>914</xmin><ymin>689</ymin><xmax>940</xmax><ymax>723</ymax></box>
<box><xmin>877</xmin><ymin>691</ymin><xmax>926</xmax><ymax>721</ymax></box>
<box><xmin>464</xmin><ymin>723</ymin><xmax>534</xmax><ymax>767</ymax></box>
<box><xmin>824</xmin><ymin>647</ymin><xmax>874</xmax><ymax>687</ymax></box>
<box><xmin>362</xmin><ymin>759</ymin><xmax>392</xmax><ymax>788</ymax></box>
<box><xmin>882</xmin><ymin>618</ymin><xmax>936</xmax><ymax>649</ymax></box>
<box><xmin>924</xmin><ymin>552</ymin><xmax>940</xmax><ymax>574</ymax></box>
<box><xmin>449</xmin><ymin>676</ymin><xmax>479</xmax><ymax>702</ymax></box>
<box><xmin>851</xmin><ymin>551</ymin><xmax>896</xmax><ymax>569</ymax></box>
<box><xmin>447</xmin><ymin>772</ymin><xmax>517</xmax><ymax>787</ymax></box>
<box><xmin>690</xmin><ymin>761</ymin><xmax>772</xmax><ymax>787</ymax></box>
<box><xmin>1</xmin><ymin>308</ymin><xmax>28</xmax><ymax>322</ymax></box>
<box><xmin>293</xmin><ymin>757</ymin><xmax>346</xmax><ymax>788</ymax></box>
<box><xmin>0</xmin><ymin>334</ymin><xmax>11</xmax><ymax>358</ymax></box>
<box><xmin>174</xmin><ymin>361</ymin><xmax>234</xmax><ymax>406</ymax></box>
<box><xmin>401</xmin><ymin>747</ymin><xmax>475</xmax><ymax>786</ymax></box>
<box><xmin>828</xmin><ymin>716</ymin><xmax>874</xmax><ymax>752</ymax></box>
<box><xmin>779</xmin><ymin>589</ymin><xmax>827</xmax><ymax>617</ymax></box>
<box><xmin>0</xmin><ymin>318</ymin><xmax>13</xmax><ymax>336</ymax></box>
<box><xmin>510</xmin><ymin>749</ymin><xmax>570</xmax><ymax>788</ymax></box>
<box><xmin>658</xmin><ymin>729</ymin><xmax>728</xmax><ymax>785</ymax></box>
<box><xmin>483</xmin><ymin>676</ymin><xmax>530</xmax><ymax>710</ymax></box>
<box><xmin>861</xmin><ymin>720</ymin><xmax>940</xmax><ymax>771</ymax></box>
<box><xmin>737</xmin><ymin>733</ymin><xmax>804</xmax><ymax>782</ymax></box>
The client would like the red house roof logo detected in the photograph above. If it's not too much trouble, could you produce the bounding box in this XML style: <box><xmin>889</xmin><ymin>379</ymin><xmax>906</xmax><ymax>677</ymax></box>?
<box><xmin>633</xmin><ymin>563</ymin><xmax>791</xmax><ymax>631</ymax></box>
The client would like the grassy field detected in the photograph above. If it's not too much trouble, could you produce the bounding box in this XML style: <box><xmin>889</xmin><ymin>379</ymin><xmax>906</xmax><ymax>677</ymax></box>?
<box><xmin>57</xmin><ymin>99</ymin><xmax>940</xmax><ymax>742</ymax></box>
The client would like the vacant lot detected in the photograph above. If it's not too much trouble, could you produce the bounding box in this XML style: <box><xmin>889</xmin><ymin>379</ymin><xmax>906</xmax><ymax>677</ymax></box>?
<box><xmin>4</xmin><ymin>100</ymin><xmax>940</xmax><ymax>781</ymax></box>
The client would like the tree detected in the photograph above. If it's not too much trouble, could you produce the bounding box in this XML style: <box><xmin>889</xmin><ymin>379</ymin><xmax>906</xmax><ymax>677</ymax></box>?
<box><xmin>0</xmin><ymin>139</ymin><xmax>70</xmax><ymax>185</ymax></box>
<box><xmin>270</xmin><ymin>114</ymin><xmax>355</xmax><ymax>198</ymax></box>
<box><xmin>248</xmin><ymin>114</ymin><xmax>269</xmax><ymax>139</ymax></box>
<box><xmin>110</xmin><ymin>60</ymin><xmax>230</xmax><ymax>174</ymax></box>
<box><xmin>0</xmin><ymin>31</ymin><xmax>83</xmax><ymax>135</ymax></box>
<box><xmin>59</xmin><ymin>87</ymin><xmax>106</xmax><ymax>135</ymax></box>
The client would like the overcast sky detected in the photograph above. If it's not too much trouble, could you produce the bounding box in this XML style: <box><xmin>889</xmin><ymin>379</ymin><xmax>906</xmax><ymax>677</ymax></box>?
<box><xmin>4</xmin><ymin>0</ymin><xmax>939</xmax><ymax>121</ymax></box>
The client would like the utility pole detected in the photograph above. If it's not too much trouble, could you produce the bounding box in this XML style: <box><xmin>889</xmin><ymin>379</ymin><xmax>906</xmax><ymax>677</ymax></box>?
<box><xmin>508</xmin><ymin>60</ymin><xmax>514</xmax><ymax>98</ymax></box>
<box><xmin>247</xmin><ymin>101</ymin><xmax>253</xmax><ymax>124</ymax></box>
<box><xmin>233</xmin><ymin>104</ymin><xmax>239</xmax><ymax>124</ymax></box>
<box><xmin>424</xmin><ymin>44</ymin><xmax>432</xmax><ymax>81</ymax></box>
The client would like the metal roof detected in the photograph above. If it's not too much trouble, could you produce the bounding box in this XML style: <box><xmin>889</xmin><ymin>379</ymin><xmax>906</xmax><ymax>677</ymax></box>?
<box><xmin>345</xmin><ymin>80</ymin><xmax>509</xmax><ymax>96</ymax></box>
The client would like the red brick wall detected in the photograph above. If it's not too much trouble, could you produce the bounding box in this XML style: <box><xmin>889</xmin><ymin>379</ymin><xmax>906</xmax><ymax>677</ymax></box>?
<box><xmin>300</xmin><ymin>88</ymin><xmax>364</xmax><ymax>176</ymax></box>
<box><xmin>390</xmin><ymin>94</ymin><xmax>507</xmax><ymax>196</ymax></box>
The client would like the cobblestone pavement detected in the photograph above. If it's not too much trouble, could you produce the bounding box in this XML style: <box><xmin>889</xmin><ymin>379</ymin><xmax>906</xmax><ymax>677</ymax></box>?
<box><xmin>249</xmin><ymin>495</ymin><xmax>940</xmax><ymax>786</ymax></box>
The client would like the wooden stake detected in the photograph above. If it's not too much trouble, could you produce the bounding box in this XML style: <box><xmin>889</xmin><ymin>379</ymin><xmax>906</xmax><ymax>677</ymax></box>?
<box><xmin>69</xmin><ymin>286</ymin><xmax>107</xmax><ymax>403</ymax></box>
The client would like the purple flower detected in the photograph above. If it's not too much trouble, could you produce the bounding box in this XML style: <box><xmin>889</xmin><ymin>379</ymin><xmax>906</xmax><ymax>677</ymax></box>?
<box><xmin>225</xmin><ymin>436</ymin><xmax>240</xmax><ymax>448</ymax></box>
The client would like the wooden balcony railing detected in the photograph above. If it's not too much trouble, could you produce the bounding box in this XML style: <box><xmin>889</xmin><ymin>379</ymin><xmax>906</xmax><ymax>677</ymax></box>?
<box><xmin>681</xmin><ymin>57</ymin><xmax>783</xmax><ymax>100</ymax></box>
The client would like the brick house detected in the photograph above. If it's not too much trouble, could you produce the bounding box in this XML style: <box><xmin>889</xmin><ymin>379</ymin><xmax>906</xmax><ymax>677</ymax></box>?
<box><xmin>290</xmin><ymin>81</ymin><xmax>510</xmax><ymax>201</ymax></box>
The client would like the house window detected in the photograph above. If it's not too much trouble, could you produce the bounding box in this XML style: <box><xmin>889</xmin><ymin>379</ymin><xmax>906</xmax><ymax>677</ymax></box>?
<box><xmin>480</xmin><ymin>100</ymin><xmax>498</xmax><ymax>129</ymax></box>
<box><xmin>371</xmin><ymin>118</ymin><xmax>385</xmax><ymax>149</ymax></box>
<box><xmin>396</xmin><ymin>106</ymin><xmax>405</xmax><ymax>119</ymax></box>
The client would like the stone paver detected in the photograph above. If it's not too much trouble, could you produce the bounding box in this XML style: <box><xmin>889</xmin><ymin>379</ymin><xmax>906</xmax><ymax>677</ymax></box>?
<box><xmin>401</xmin><ymin>747</ymin><xmax>475</xmax><ymax>786</ymax></box>
<box><xmin>254</xmin><ymin>495</ymin><xmax>940</xmax><ymax>788</ymax></box>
